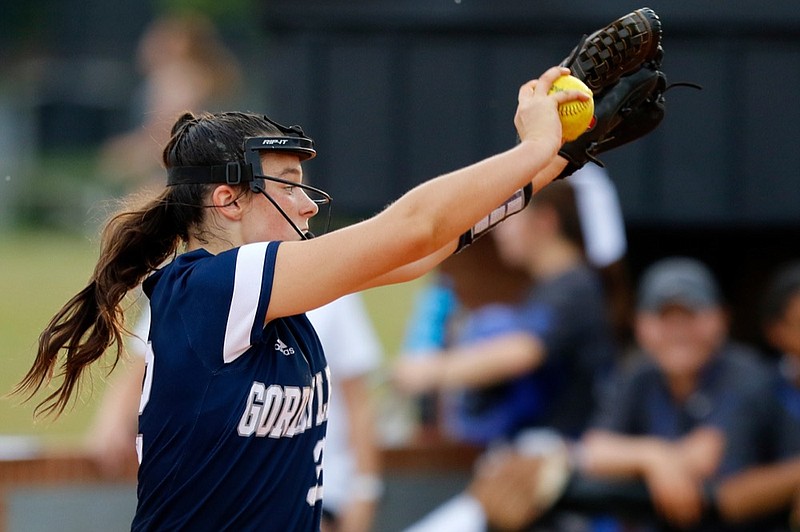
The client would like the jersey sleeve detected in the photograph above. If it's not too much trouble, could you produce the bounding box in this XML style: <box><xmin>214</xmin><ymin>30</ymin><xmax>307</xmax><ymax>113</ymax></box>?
<box><xmin>181</xmin><ymin>242</ymin><xmax>280</xmax><ymax>367</ymax></box>
<box><xmin>128</xmin><ymin>306</ymin><xmax>152</xmax><ymax>359</ymax></box>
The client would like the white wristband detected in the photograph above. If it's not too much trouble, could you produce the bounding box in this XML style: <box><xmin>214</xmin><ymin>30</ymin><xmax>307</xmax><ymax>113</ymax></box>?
<box><xmin>455</xmin><ymin>184</ymin><xmax>532</xmax><ymax>254</ymax></box>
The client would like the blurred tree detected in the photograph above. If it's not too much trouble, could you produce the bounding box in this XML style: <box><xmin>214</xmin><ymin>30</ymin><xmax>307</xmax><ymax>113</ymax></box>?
<box><xmin>0</xmin><ymin>1</ymin><xmax>54</xmax><ymax>58</ymax></box>
<box><xmin>155</xmin><ymin>0</ymin><xmax>256</xmax><ymax>25</ymax></box>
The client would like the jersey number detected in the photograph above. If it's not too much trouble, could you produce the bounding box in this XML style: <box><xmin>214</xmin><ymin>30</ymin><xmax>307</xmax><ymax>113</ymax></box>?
<box><xmin>306</xmin><ymin>438</ymin><xmax>325</xmax><ymax>506</ymax></box>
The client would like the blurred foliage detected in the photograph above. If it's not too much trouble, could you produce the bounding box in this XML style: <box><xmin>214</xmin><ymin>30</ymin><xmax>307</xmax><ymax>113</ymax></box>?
<box><xmin>155</xmin><ymin>0</ymin><xmax>258</xmax><ymax>25</ymax></box>
<box><xmin>11</xmin><ymin>149</ymin><xmax>116</xmax><ymax>235</ymax></box>
<box><xmin>0</xmin><ymin>2</ymin><xmax>52</xmax><ymax>49</ymax></box>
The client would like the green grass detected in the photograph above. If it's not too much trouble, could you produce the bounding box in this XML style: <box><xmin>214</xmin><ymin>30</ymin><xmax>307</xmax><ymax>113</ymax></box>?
<box><xmin>0</xmin><ymin>230</ymin><xmax>101</xmax><ymax>446</ymax></box>
<box><xmin>0</xmin><ymin>229</ymin><xmax>425</xmax><ymax>447</ymax></box>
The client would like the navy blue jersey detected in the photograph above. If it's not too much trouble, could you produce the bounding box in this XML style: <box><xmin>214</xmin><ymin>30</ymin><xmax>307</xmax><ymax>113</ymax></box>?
<box><xmin>132</xmin><ymin>242</ymin><xmax>330</xmax><ymax>531</ymax></box>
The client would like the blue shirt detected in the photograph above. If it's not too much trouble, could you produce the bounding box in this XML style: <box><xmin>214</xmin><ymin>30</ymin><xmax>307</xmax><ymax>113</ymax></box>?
<box><xmin>132</xmin><ymin>242</ymin><xmax>330</xmax><ymax>531</ymax></box>
<box><xmin>446</xmin><ymin>264</ymin><xmax>617</xmax><ymax>443</ymax></box>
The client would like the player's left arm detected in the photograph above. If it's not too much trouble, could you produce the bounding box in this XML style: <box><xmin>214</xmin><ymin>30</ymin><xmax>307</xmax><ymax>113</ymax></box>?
<box><xmin>356</xmin><ymin>156</ymin><xmax>568</xmax><ymax>290</ymax></box>
<box><xmin>85</xmin><ymin>356</ymin><xmax>145</xmax><ymax>476</ymax></box>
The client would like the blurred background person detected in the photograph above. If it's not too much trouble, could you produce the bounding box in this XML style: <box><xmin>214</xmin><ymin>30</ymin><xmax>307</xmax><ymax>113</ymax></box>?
<box><xmin>394</xmin><ymin>167</ymin><xmax>628</xmax><ymax>447</ymax></box>
<box><xmin>574</xmin><ymin>256</ymin><xmax>781</xmax><ymax>530</ymax></box>
<box><xmin>760</xmin><ymin>261</ymin><xmax>800</xmax><ymax>421</ymax></box>
<box><xmin>393</xmin><ymin>179</ymin><xmax>618</xmax><ymax>443</ymax></box>
<box><xmin>395</xmin><ymin>234</ymin><xmax>530</xmax><ymax>444</ymax></box>
<box><xmin>308</xmin><ymin>294</ymin><xmax>384</xmax><ymax>532</ymax></box>
<box><xmin>470</xmin><ymin>257</ymin><xmax>800</xmax><ymax>532</ymax></box>
<box><xmin>712</xmin><ymin>261</ymin><xmax>800</xmax><ymax>529</ymax></box>
<box><xmin>396</xmin><ymin>178</ymin><xmax>621</xmax><ymax>532</ymax></box>
<box><xmin>96</xmin><ymin>11</ymin><xmax>243</xmax><ymax>195</ymax></box>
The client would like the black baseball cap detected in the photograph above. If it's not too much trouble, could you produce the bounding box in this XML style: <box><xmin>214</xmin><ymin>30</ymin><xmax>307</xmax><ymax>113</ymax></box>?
<box><xmin>637</xmin><ymin>257</ymin><xmax>721</xmax><ymax>311</ymax></box>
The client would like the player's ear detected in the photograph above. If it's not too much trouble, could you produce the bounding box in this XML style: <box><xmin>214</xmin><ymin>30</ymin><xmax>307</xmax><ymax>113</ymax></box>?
<box><xmin>211</xmin><ymin>185</ymin><xmax>245</xmax><ymax>221</ymax></box>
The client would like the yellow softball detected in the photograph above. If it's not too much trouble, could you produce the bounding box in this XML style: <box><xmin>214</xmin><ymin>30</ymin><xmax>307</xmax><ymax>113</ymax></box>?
<box><xmin>548</xmin><ymin>75</ymin><xmax>595</xmax><ymax>142</ymax></box>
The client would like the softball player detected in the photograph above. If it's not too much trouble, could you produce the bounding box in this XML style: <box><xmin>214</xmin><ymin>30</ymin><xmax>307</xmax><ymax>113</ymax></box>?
<box><xmin>16</xmin><ymin>66</ymin><xmax>585</xmax><ymax>530</ymax></box>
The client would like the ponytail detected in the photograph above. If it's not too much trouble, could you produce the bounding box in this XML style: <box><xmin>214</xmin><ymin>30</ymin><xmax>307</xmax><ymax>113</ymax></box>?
<box><xmin>12</xmin><ymin>190</ymin><xmax>197</xmax><ymax>417</ymax></box>
<box><xmin>14</xmin><ymin>110</ymin><xmax>283</xmax><ymax>417</ymax></box>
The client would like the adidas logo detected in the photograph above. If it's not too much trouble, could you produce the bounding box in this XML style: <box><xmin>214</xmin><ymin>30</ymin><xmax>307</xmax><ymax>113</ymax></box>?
<box><xmin>275</xmin><ymin>339</ymin><xmax>295</xmax><ymax>356</ymax></box>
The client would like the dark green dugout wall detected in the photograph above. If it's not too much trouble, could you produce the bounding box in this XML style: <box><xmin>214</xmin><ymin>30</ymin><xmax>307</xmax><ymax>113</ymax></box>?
<box><xmin>259</xmin><ymin>0</ymin><xmax>800</xmax><ymax>346</ymax></box>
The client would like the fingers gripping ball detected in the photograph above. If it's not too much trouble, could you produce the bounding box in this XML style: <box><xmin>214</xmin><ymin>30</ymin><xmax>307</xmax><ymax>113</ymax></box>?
<box><xmin>549</xmin><ymin>75</ymin><xmax>595</xmax><ymax>141</ymax></box>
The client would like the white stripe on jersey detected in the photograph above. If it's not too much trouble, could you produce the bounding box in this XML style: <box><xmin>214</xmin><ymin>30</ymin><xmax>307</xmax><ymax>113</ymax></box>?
<box><xmin>223</xmin><ymin>242</ymin><xmax>269</xmax><ymax>363</ymax></box>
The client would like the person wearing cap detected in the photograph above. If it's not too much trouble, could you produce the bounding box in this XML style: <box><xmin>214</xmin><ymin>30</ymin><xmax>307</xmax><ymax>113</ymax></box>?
<box><xmin>467</xmin><ymin>257</ymin><xmax>800</xmax><ymax>531</ymax></box>
<box><xmin>572</xmin><ymin>256</ymin><xmax>791</xmax><ymax>530</ymax></box>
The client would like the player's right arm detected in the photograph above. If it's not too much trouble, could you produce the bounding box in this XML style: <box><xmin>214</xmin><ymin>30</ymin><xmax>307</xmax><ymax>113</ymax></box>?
<box><xmin>269</xmin><ymin>140</ymin><xmax>555</xmax><ymax>319</ymax></box>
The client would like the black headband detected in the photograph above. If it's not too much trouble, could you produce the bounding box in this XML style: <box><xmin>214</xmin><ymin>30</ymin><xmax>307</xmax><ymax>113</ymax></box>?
<box><xmin>167</xmin><ymin>162</ymin><xmax>254</xmax><ymax>186</ymax></box>
<box><xmin>166</xmin><ymin>135</ymin><xmax>316</xmax><ymax>187</ymax></box>
<box><xmin>244</xmin><ymin>135</ymin><xmax>316</xmax><ymax>161</ymax></box>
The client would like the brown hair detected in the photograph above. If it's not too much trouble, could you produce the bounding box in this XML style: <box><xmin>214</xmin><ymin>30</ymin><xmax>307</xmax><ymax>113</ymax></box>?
<box><xmin>13</xmin><ymin>111</ymin><xmax>282</xmax><ymax>417</ymax></box>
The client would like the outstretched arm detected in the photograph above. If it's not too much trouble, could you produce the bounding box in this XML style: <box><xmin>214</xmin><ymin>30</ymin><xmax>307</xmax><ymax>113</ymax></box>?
<box><xmin>356</xmin><ymin>155</ymin><xmax>569</xmax><ymax>290</ymax></box>
<box><xmin>267</xmin><ymin>66</ymin><xmax>586</xmax><ymax>320</ymax></box>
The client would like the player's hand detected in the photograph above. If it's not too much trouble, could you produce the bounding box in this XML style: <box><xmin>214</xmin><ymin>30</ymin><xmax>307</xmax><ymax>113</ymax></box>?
<box><xmin>514</xmin><ymin>66</ymin><xmax>590</xmax><ymax>153</ymax></box>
